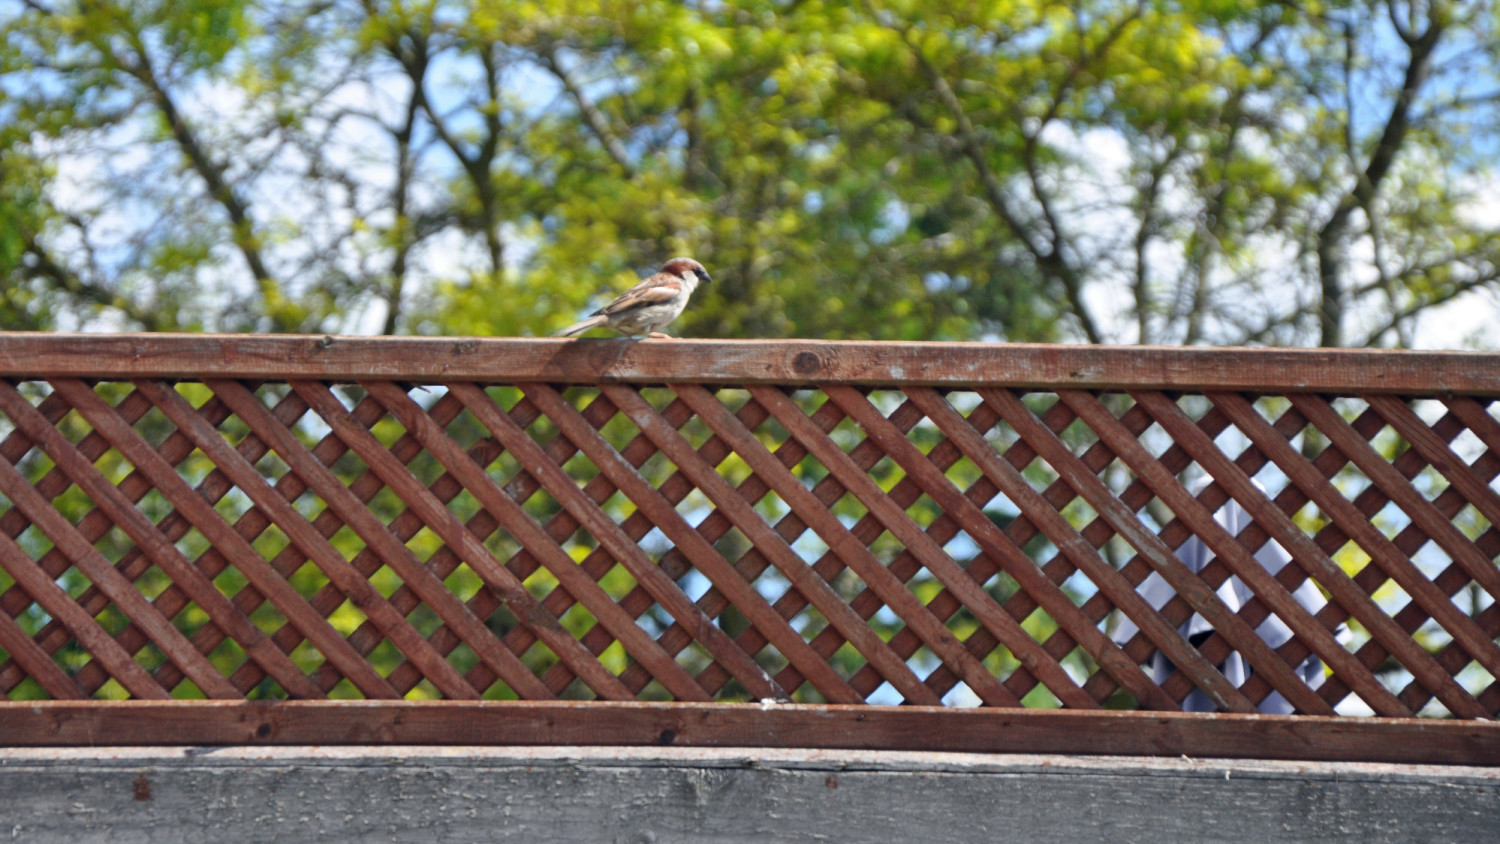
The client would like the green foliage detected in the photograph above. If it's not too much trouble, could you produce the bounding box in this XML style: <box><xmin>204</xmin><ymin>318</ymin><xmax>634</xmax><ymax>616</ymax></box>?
<box><xmin>3</xmin><ymin>0</ymin><xmax>1497</xmax><ymax>344</ymax></box>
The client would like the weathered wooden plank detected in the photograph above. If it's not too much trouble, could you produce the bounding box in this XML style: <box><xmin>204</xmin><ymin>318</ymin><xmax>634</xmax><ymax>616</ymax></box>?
<box><xmin>1</xmin><ymin>701</ymin><xmax>1497</xmax><ymax>765</ymax></box>
<box><xmin>1</xmin><ymin>333</ymin><xmax>1498</xmax><ymax>393</ymax></box>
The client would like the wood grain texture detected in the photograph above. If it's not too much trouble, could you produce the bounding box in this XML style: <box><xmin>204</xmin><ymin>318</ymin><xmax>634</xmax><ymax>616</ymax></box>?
<box><xmin>1</xmin><ymin>700</ymin><xmax>1496</xmax><ymax>764</ymax></box>
<box><xmin>2</xmin><ymin>333</ymin><xmax>1498</xmax><ymax>393</ymax></box>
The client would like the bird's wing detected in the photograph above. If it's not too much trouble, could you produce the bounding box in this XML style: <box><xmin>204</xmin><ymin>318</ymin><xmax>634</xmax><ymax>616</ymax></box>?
<box><xmin>594</xmin><ymin>273</ymin><xmax>683</xmax><ymax>315</ymax></box>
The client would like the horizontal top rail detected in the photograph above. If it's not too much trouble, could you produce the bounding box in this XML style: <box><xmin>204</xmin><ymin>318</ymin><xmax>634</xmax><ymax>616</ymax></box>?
<box><xmin>0</xmin><ymin>333</ymin><xmax>1497</xmax><ymax>395</ymax></box>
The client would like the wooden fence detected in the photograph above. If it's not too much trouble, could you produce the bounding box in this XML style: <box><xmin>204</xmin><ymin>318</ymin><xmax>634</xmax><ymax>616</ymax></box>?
<box><xmin>0</xmin><ymin>334</ymin><xmax>1497</xmax><ymax>763</ymax></box>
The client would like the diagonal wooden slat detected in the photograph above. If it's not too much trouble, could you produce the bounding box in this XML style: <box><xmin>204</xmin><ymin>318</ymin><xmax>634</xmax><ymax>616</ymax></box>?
<box><xmin>605</xmin><ymin>384</ymin><xmax>946</xmax><ymax>705</ymax></box>
<box><xmin>1050</xmin><ymin>391</ymin><xmax>1357</xmax><ymax>714</ymax></box>
<box><xmin>1213</xmin><ymin>391</ymin><xmax>1491</xmax><ymax>717</ymax></box>
<box><xmin>0</xmin><ymin>337</ymin><xmax>1492</xmax><ymax>730</ymax></box>
<box><xmin>777</xmin><ymin>385</ymin><xmax>1180</xmax><ymax>711</ymax></box>
<box><xmin>0</xmin><ymin>388</ymin><xmax>185</xmax><ymax>693</ymax></box>
<box><xmin>739</xmin><ymin>387</ymin><xmax>1091</xmax><ymax>706</ymax></box>
<box><xmin>0</xmin><ymin>382</ymin><xmax>242</xmax><ymax>699</ymax></box>
<box><xmin>198</xmin><ymin>390</ymin><xmax>401</xmax><ymax>696</ymax></box>
<box><xmin>520</xmin><ymin>383</ymin><xmax>831</xmax><ymax>703</ymax></box>
<box><xmin>1125</xmin><ymin>390</ymin><xmax>1409</xmax><ymax>714</ymax></box>
<box><xmin>427</xmin><ymin>393</ymin><xmax>644</xmax><ymax>697</ymax></box>
<box><xmin>0</xmin><ymin>526</ymin><xmax>168</xmax><ymax>699</ymax></box>
<box><xmin>1032</xmin><ymin>402</ymin><xmax>1251</xmax><ymax>706</ymax></box>
<box><xmin>1128</xmin><ymin>404</ymin><xmax>1414</xmax><ymax>709</ymax></box>
<box><xmin>270</xmin><ymin>381</ymin><xmax>553</xmax><ymax>700</ymax></box>
<box><xmin>601</xmin><ymin>385</ymin><xmax>944</xmax><ymax>704</ymax></box>
<box><xmin>359</xmin><ymin>379</ymin><xmax>688</xmax><ymax>701</ymax></box>
<box><xmin>974</xmin><ymin>388</ymin><xmax>1257</xmax><ymax>712</ymax></box>
<box><xmin>0</xmin><ymin>572</ymin><xmax>87</xmax><ymax>699</ymax></box>
<box><xmin>673</xmin><ymin>384</ymin><xmax>1033</xmax><ymax>707</ymax></box>
<box><xmin>134</xmin><ymin>380</ymin><xmax>407</xmax><ymax>699</ymax></box>
<box><xmin>91</xmin><ymin>388</ymin><xmax>308</xmax><ymax>696</ymax></box>
<box><xmin>571</xmin><ymin>393</ymin><xmax>802</xmax><ymax>697</ymax></box>
<box><xmin>48</xmin><ymin>379</ymin><xmax>325</xmax><ymax>699</ymax></box>
<box><xmin>1365</xmin><ymin>395</ymin><xmax>1500</xmax><ymax>596</ymax></box>
<box><xmin>1271</xmin><ymin>395</ymin><xmax>1500</xmax><ymax>699</ymax></box>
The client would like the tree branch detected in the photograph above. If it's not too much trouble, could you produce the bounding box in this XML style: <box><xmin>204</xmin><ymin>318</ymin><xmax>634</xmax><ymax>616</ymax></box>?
<box><xmin>538</xmin><ymin>42</ymin><xmax>636</xmax><ymax>178</ymax></box>
<box><xmin>1316</xmin><ymin>3</ymin><xmax>1445</xmax><ymax>346</ymax></box>
<box><xmin>22</xmin><ymin>236</ymin><xmax>170</xmax><ymax>330</ymax></box>
<box><xmin>115</xmin><ymin>32</ymin><xmax>299</xmax><ymax>331</ymax></box>
<box><xmin>877</xmin><ymin>6</ymin><xmax>1106</xmax><ymax>342</ymax></box>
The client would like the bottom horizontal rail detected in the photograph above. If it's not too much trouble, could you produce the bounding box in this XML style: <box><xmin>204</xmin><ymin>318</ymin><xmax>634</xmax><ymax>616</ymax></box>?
<box><xmin>1</xmin><ymin>701</ymin><xmax>1496</xmax><ymax>765</ymax></box>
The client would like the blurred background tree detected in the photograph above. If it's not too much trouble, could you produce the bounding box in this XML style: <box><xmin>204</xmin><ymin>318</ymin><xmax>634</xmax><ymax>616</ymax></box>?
<box><xmin>3</xmin><ymin>0</ymin><xmax>1499</xmax><ymax>346</ymax></box>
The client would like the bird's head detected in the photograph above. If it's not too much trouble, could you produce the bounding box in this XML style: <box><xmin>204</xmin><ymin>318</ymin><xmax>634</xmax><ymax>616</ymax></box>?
<box><xmin>661</xmin><ymin>257</ymin><xmax>711</xmax><ymax>285</ymax></box>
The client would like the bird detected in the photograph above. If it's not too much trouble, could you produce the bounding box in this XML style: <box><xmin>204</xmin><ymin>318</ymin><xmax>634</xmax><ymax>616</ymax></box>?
<box><xmin>553</xmin><ymin>257</ymin><xmax>712</xmax><ymax>338</ymax></box>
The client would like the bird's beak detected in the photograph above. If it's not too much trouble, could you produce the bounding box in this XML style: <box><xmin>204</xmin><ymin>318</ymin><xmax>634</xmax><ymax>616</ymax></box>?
<box><xmin>695</xmin><ymin>268</ymin><xmax>712</xmax><ymax>283</ymax></box>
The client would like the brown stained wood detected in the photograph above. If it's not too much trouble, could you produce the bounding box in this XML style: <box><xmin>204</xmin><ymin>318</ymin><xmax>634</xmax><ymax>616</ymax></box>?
<box><xmin>277</xmin><ymin>382</ymin><xmax>549</xmax><ymax>701</ymax></box>
<box><xmin>1048</xmin><ymin>404</ymin><xmax>1252</xmax><ymax>705</ymax></box>
<box><xmin>487</xmin><ymin>395</ymin><xmax>688</xmax><ymax>696</ymax></box>
<box><xmin>604</xmin><ymin>385</ymin><xmax>945</xmax><ymax>707</ymax></box>
<box><xmin>0</xmin><ymin>603</ymin><xmax>83</xmax><ymax>699</ymax></box>
<box><xmin>672</xmin><ymin>384</ymin><xmax>1029</xmax><ymax>708</ymax></box>
<box><xmin>478</xmin><ymin>385</ymin><xmax>796</xmax><ymax>702</ymax></box>
<box><xmin>1141</xmin><ymin>405</ymin><xmax>1374</xmax><ymax>709</ymax></box>
<box><xmin>1229</xmin><ymin>393</ymin><xmax>1494</xmax><ymax>717</ymax></box>
<box><xmin>550</xmin><ymin>383</ymin><xmax>877</xmax><ymax>704</ymax></box>
<box><xmin>1126</xmin><ymin>391</ymin><xmax>1409</xmax><ymax>715</ymax></box>
<box><xmin>135</xmin><ymin>381</ymin><xmax>406</xmax><ymax>699</ymax></box>
<box><xmin>361</xmin><ymin>380</ymin><xmax>692</xmax><ymax>702</ymax></box>
<box><xmin>1183</xmin><ymin>407</ymin><xmax>1463</xmax><ymax>712</ymax></box>
<box><xmin>0</xmin><ymin>390</ymin><xmax>179</xmax><ymax>693</ymax></box>
<box><xmin>795</xmin><ymin>398</ymin><xmax>1007</xmax><ymax>698</ymax></box>
<box><xmin>3</xmin><ymin>333</ymin><xmax>1500</xmax><ymax>394</ymax></box>
<box><xmin>131</xmin><ymin>385</ymin><xmax>405</xmax><ymax>699</ymax></box>
<box><xmin>0</xmin><ymin>527</ymin><xmax>169</xmax><ymax>700</ymax></box>
<box><xmin>796</xmin><ymin>386</ymin><xmax>1180</xmax><ymax>711</ymax></box>
<box><xmin>915</xmin><ymin>400</ymin><xmax>1157</xmax><ymax>704</ymax></box>
<box><xmin>0</xmin><ymin>383</ymin><xmax>242</xmax><ymax>699</ymax></box>
<box><xmin>93</xmin><ymin>389</ymin><xmax>301</xmax><ymax>696</ymax></box>
<box><xmin>1365</xmin><ymin>395</ymin><xmax>1500</xmax><ymax>595</ymax></box>
<box><xmin>610</xmin><ymin>396</ymin><xmax>842</xmax><ymax>698</ymax></box>
<box><xmin>309</xmin><ymin>393</ymin><xmax>589</xmax><ymax>698</ymax></box>
<box><xmin>290</xmin><ymin>382</ymin><xmax>598</xmax><ymax>701</ymax></box>
<box><xmin>518</xmin><ymin>384</ymin><xmax>806</xmax><ymax>702</ymax></box>
<box><xmin>973</xmin><ymin>389</ymin><xmax>1257</xmax><ymax>712</ymax></box>
<box><xmin>688</xmin><ymin>396</ymin><xmax>913</xmax><ymax>698</ymax></box>
<box><xmin>47</xmin><ymin>380</ymin><xmax>326</xmax><ymax>700</ymax></box>
<box><xmin>0</xmin><ymin>341</ymin><xmax>1496</xmax><ymax>732</ymax></box>
<box><xmin>202</xmin><ymin>392</ymin><xmax>404</xmax><ymax>696</ymax></box>
<box><xmin>2</xmin><ymin>700</ymin><xmax>1498</xmax><ymax>765</ymax></box>
<box><xmin>744</xmin><ymin>389</ymin><xmax>1098</xmax><ymax>713</ymax></box>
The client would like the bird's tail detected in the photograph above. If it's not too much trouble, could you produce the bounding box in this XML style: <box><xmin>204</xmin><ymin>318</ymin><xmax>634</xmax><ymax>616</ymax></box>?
<box><xmin>553</xmin><ymin>315</ymin><xmax>608</xmax><ymax>337</ymax></box>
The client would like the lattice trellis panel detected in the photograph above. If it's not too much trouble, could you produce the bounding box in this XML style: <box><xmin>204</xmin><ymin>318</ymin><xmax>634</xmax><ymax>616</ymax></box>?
<box><xmin>0</xmin><ymin>362</ymin><xmax>1496</xmax><ymax>717</ymax></box>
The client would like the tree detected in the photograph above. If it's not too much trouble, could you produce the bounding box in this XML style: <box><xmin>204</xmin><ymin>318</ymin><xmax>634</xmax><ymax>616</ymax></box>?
<box><xmin>4</xmin><ymin>0</ymin><xmax>1498</xmax><ymax>346</ymax></box>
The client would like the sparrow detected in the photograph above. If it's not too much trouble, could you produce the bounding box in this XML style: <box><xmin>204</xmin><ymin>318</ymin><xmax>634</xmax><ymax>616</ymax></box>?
<box><xmin>553</xmin><ymin>257</ymin><xmax>712</xmax><ymax>338</ymax></box>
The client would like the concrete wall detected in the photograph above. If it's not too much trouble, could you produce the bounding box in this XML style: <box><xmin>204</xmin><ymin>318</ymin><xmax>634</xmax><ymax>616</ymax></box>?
<box><xmin>1</xmin><ymin>746</ymin><xmax>1495</xmax><ymax>843</ymax></box>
